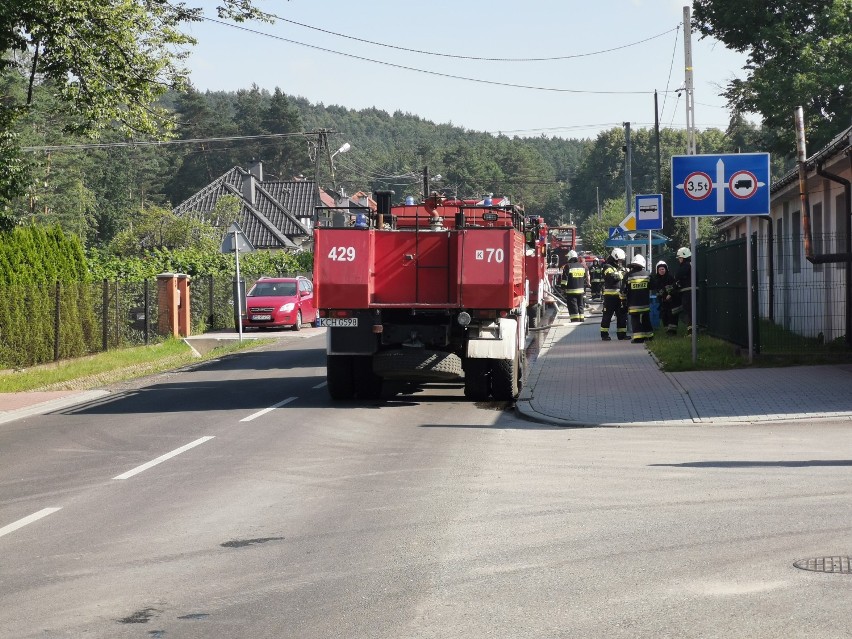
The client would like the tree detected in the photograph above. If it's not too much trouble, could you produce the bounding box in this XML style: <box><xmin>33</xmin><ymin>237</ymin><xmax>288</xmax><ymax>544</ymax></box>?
<box><xmin>108</xmin><ymin>205</ymin><xmax>220</xmax><ymax>257</ymax></box>
<box><xmin>263</xmin><ymin>88</ymin><xmax>310</xmax><ymax>180</ymax></box>
<box><xmin>0</xmin><ymin>0</ymin><xmax>271</xmax><ymax>210</ymax></box>
<box><xmin>692</xmin><ymin>0</ymin><xmax>852</xmax><ymax>156</ymax></box>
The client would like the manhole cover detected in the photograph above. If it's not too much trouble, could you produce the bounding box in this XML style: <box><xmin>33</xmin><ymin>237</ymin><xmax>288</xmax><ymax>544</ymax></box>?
<box><xmin>793</xmin><ymin>556</ymin><xmax>852</xmax><ymax>573</ymax></box>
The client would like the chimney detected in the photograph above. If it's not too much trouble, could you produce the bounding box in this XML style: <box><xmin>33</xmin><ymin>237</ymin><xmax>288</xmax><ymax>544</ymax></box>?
<box><xmin>242</xmin><ymin>173</ymin><xmax>256</xmax><ymax>205</ymax></box>
<box><xmin>248</xmin><ymin>159</ymin><xmax>263</xmax><ymax>181</ymax></box>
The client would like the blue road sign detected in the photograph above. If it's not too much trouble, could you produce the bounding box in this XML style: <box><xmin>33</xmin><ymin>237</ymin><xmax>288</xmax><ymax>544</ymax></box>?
<box><xmin>635</xmin><ymin>193</ymin><xmax>663</xmax><ymax>230</ymax></box>
<box><xmin>671</xmin><ymin>153</ymin><xmax>770</xmax><ymax>217</ymax></box>
<box><xmin>608</xmin><ymin>226</ymin><xmax>623</xmax><ymax>240</ymax></box>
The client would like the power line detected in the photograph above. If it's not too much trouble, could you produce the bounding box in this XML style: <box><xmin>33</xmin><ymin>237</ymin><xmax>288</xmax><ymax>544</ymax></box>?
<box><xmin>21</xmin><ymin>131</ymin><xmax>313</xmax><ymax>152</ymax></box>
<box><xmin>203</xmin><ymin>17</ymin><xmax>675</xmax><ymax>95</ymax></box>
<box><xmin>659</xmin><ymin>24</ymin><xmax>681</xmax><ymax>123</ymax></box>
<box><xmin>268</xmin><ymin>13</ymin><xmax>680</xmax><ymax>62</ymax></box>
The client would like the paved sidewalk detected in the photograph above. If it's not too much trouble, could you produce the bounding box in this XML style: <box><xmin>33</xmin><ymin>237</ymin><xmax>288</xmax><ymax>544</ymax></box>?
<box><xmin>0</xmin><ymin>390</ymin><xmax>109</xmax><ymax>426</ymax></box>
<box><xmin>517</xmin><ymin>311</ymin><xmax>852</xmax><ymax>427</ymax></box>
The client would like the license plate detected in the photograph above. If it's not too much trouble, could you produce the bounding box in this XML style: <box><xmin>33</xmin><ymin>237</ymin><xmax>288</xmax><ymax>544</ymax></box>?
<box><xmin>317</xmin><ymin>317</ymin><xmax>358</xmax><ymax>327</ymax></box>
<box><xmin>251</xmin><ymin>314</ymin><xmax>272</xmax><ymax>321</ymax></box>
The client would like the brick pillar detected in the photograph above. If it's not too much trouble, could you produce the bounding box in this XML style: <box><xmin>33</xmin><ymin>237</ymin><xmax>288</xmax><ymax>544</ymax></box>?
<box><xmin>176</xmin><ymin>274</ymin><xmax>191</xmax><ymax>337</ymax></box>
<box><xmin>156</xmin><ymin>273</ymin><xmax>180</xmax><ymax>337</ymax></box>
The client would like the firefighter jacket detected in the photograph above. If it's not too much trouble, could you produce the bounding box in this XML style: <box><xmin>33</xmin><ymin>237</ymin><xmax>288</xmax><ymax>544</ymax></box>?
<box><xmin>625</xmin><ymin>266</ymin><xmax>651</xmax><ymax>313</ymax></box>
<box><xmin>560</xmin><ymin>259</ymin><xmax>588</xmax><ymax>295</ymax></box>
<box><xmin>676</xmin><ymin>258</ymin><xmax>693</xmax><ymax>294</ymax></box>
<box><xmin>602</xmin><ymin>258</ymin><xmax>625</xmax><ymax>297</ymax></box>
<box><xmin>589</xmin><ymin>262</ymin><xmax>604</xmax><ymax>284</ymax></box>
<box><xmin>651</xmin><ymin>263</ymin><xmax>676</xmax><ymax>299</ymax></box>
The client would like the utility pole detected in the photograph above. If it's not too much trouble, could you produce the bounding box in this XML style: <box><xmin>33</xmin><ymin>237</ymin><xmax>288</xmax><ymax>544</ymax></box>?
<box><xmin>312</xmin><ymin>129</ymin><xmax>328</xmax><ymax>191</ymax></box>
<box><xmin>684</xmin><ymin>4</ymin><xmax>698</xmax><ymax>361</ymax></box>
<box><xmin>654</xmin><ymin>90</ymin><xmax>662</xmax><ymax>193</ymax></box>
<box><xmin>623</xmin><ymin>122</ymin><xmax>632</xmax><ymax>222</ymax></box>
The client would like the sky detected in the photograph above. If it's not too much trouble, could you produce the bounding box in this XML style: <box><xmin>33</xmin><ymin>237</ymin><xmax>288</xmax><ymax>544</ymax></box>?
<box><xmin>182</xmin><ymin>0</ymin><xmax>751</xmax><ymax>140</ymax></box>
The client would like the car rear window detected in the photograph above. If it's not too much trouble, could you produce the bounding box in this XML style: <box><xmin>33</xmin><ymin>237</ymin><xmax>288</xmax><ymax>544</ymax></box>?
<box><xmin>249</xmin><ymin>282</ymin><xmax>297</xmax><ymax>297</ymax></box>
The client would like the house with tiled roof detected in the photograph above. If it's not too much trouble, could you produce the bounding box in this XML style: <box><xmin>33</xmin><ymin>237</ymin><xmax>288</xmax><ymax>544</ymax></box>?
<box><xmin>172</xmin><ymin>160</ymin><xmax>316</xmax><ymax>250</ymax></box>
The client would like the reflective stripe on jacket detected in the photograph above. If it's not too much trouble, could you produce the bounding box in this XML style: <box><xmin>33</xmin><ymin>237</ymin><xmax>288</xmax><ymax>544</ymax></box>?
<box><xmin>625</xmin><ymin>269</ymin><xmax>651</xmax><ymax>313</ymax></box>
<box><xmin>561</xmin><ymin>264</ymin><xmax>587</xmax><ymax>295</ymax></box>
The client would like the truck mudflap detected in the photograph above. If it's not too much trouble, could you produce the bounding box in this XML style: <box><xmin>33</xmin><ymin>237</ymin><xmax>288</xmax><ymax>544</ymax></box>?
<box><xmin>373</xmin><ymin>349</ymin><xmax>463</xmax><ymax>381</ymax></box>
<box><xmin>466</xmin><ymin>317</ymin><xmax>519</xmax><ymax>359</ymax></box>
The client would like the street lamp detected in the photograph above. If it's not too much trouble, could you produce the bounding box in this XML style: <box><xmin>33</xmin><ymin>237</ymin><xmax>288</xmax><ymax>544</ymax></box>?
<box><xmin>332</xmin><ymin>142</ymin><xmax>351</xmax><ymax>159</ymax></box>
<box><xmin>329</xmin><ymin>142</ymin><xmax>351</xmax><ymax>193</ymax></box>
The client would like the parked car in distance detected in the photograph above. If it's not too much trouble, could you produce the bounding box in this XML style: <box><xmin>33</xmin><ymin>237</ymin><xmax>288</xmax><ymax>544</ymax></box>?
<box><xmin>242</xmin><ymin>276</ymin><xmax>317</xmax><ymax>331</ymax></box>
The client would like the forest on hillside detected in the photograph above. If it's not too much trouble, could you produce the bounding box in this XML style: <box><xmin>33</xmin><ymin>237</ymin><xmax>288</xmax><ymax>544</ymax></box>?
<box><xmin>4</xmin><ymin>73</ymin><xmax>787</xmax><ymax>250</ymax></box>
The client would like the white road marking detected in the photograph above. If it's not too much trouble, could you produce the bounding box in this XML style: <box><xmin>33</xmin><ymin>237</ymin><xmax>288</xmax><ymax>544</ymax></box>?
<box><xmin>240</xmin><ymin>397</ymin><xmax>296</xmax><ymax>422</ymax></box>
<box><xmin>313</xmin><ymin>382</ymin><xmax>327</xmax><ymax>389</ymax></box>
<box><xmin>113</xmin><ymin>436</ymin><xmax>215</xmax><ymax>480</ymax></box>
<box><xmin>0</xmin><ymin>507</ymin><xmax>62</xmax><ymax>539</ymax></box>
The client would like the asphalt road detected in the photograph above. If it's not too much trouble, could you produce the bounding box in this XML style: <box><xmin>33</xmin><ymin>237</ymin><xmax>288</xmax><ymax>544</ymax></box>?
<box><xmin>1</xmin><ymin>332</ymin><xmax>851</xmax><ymax>638</ymax></box>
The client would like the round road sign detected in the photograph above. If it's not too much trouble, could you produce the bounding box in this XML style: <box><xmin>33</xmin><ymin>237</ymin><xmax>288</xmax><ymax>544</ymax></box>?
<box><xmin>728</xmin><ymin>170</ymin><xmax>758</xmax><ymax>199</ymax></box>
<box><xmin>683</xmin><ymin>171</ymin><xmax>713</xmax><ymax>200</ymax></box>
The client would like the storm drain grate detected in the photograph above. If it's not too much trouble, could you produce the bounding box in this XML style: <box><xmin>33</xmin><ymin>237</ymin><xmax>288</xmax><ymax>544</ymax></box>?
<box><xmin>793</xmin><ymin>556</ymin><xmax>852</xmax><ymax>573</ymax></box>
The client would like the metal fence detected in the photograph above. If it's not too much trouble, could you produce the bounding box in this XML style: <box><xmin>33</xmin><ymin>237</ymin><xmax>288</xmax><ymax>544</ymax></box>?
<box><xmin>0</xmin><ymin>274</ymin><xmax>307</xmax><ymax>368</ymax></box>
<box><xmin>696</xmin><ymin>233</ymin><xmax>851</xmax><ymax>358</ymax></box>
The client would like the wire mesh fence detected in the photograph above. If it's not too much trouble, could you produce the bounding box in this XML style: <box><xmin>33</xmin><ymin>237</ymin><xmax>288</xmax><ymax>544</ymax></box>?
<box><xmin>0</xmin><ymin>273</ymin><xmax>309</xmax><ymax>368</ymax></box>
<box><xmin>697</xmin><ymin>233</ymin><xmax>851</xmax><ymax>359</ymax></box>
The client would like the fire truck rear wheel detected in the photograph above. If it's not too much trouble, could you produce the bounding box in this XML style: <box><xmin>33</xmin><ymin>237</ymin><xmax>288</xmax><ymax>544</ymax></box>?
<box><xmin>327</xmin><ymin>355</ymin><xmax>356</xmax><ymax>400</ymax></box>
<box><xmin>463</xmin><ymin>358</ymin><xmax>490</xmax><ymax>400</ymax></box>
<box><xmin>528</xmin><ymin>304</ymin><xmax>541</xmax><ymax>329</ymax></box>
<box><xmin>353</xmin><ymin>356</ymin><xmax>383</xmax><ymax>399</ymax></box>
<box><xmin>491</xmin><ymin>350</ymin><xmax>520</xmax><ymax>401</ymax></box>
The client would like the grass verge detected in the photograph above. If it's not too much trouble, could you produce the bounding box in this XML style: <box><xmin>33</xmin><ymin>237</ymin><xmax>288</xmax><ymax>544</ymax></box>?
<box><xmin>646</xmin><ymin>327</ymin><xmax>748</xmax><ymax>372</ymax></box>
<box><xmin>647</xmin><ymin>323</ymin><xmax>852</xmax><ymax>371</ymax></box>
<box><xmin>0</xmin><ymin>337</ymin><xmax>269</xmax><ymax>392</ymax></box>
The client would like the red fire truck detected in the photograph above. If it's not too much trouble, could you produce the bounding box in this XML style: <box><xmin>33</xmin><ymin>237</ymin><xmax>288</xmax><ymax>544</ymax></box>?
<box><xmin>313</xmin><ymin>192</ymin><xmax>530</xmax><ymax>401</ymax></box>
<box><xmin>524</xmin><ymin>216</ymin><xmax>549</xmax><ymax>328</ymax></box>
<box><xmin>547</xmin><ymin>224</ymin><xmax>578</xmax><ymax>269</ymax></box>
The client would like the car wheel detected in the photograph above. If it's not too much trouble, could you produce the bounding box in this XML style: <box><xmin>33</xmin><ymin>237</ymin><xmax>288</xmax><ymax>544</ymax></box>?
<box><xmin>293</xmin><ymin>310</ymin><xmax>302</xmax><ymax>331</ymax></box>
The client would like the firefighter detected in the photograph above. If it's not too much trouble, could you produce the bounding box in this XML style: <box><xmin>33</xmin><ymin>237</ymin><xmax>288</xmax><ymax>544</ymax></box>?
<box><xmin>652</xmin><ymin>260</ymin><xmax>678</xmax><ymax>335</ymax></box>
<box><xmin>560</xmin><ymin>250</ymin><xmax>589</xmax><ymax>322</ymax></box>
<box><xmin>625</xmin><ymin>254</ymin><xmax>654</xmax><ymax>343</ymax></box>
<box><xmin>674</xmin><ymin>246</ymin><xmax>694</xmax><ymax>334</ymax></box>
<box><xmin>589</xmin><ymin>258</ymin><xmax>604</xmax><ymax>300</ymax></box>
<box><xmin>600</xmin><ymin>248</ymin><xmax>628</xmax><ymax>340</ymax></box>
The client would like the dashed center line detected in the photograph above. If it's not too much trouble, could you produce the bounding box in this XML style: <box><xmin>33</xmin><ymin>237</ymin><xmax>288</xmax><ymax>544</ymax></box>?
<box><xmin>0</xmin><ymin>507</ymin><xmax>62</xmax><ymax>539</ymax></box>
<box><xmin>240</xmin><ymin>397</ymin><xmax>296</xmax><ymax>422</ymax></box>
<box><xmin>313</xmin><ymin>381</ymin><xmax>328</xmax><ymax>389</ymax></box>
<box><xmin>113</xmin><ymin>436</ymin><xmax>215</xmax><ymax>480</ymax></box>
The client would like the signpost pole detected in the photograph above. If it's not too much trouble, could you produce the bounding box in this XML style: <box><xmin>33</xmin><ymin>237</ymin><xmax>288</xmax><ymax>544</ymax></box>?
<box><xmin>684</xmin><ymin>4</ymin><xmax>698</xmax><ymax>363</ymax></box>
<box><xmin>234</xmin><ymin>229</ymin><xmax>243</xmax><ymax>343</ymax></box>
<box><xmin>648</xmin><ymin>231</ymin><xmax>653</xmax><ymax>268</ymax></box>
<box><xmin>746</xmin><ymin>216</ymin><xmax>754</xmax><ymax>363</ymax></box>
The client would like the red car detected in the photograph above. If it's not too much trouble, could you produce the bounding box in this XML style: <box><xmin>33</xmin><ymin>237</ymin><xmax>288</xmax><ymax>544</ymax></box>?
<box><xmin>242</xmin><ymin>276</ymin><xmax>317</xmax><ymax>331</ymax></box>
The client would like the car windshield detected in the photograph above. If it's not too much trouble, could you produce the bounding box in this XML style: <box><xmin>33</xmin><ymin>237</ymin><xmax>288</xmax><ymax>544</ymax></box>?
<box><xmin>249</xmin><ymin>282</ymin><xmax>297</xmax><ymax>297</ymax></box>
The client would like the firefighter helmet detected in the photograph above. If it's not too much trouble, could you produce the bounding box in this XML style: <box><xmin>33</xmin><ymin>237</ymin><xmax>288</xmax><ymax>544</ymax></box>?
<box><xmin>677</xmin><ymin>247</ymin><xmax>692</xmax><ymax>259</ymax></box>
<box><xmin>610</xmin><ymin>248</ymin><xmax>626</xmax><ymax>261</ymax></box>
<box><xmin>630</xmin><ymin>254</ymin><xmax>646</xmax><ymax>269</ymax></box>
<box><xmin>567</xmin><ymin>250</ymin><xmax>578</xmax><ymax>259</ymax></box>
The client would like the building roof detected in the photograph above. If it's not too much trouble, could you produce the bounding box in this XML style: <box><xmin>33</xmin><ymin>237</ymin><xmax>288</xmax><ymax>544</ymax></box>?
<box><xmin>772</xmin><ymin>124</ymin><xmax>852</xmax><ymax>193</ymax></box>
<box><xmin>172</xmin><ymin>165</ymin><xmax>316</xmax><ymax>250</ymax></box>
